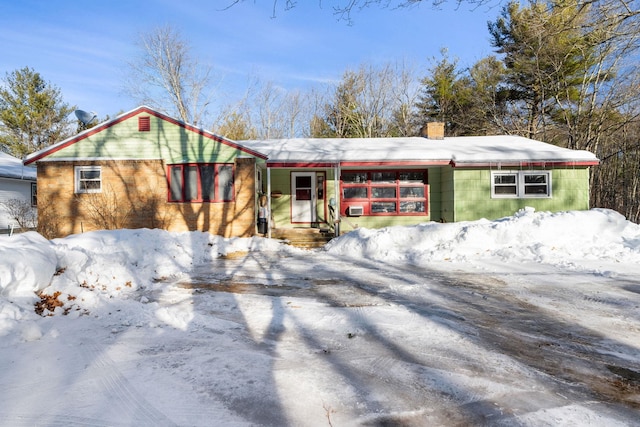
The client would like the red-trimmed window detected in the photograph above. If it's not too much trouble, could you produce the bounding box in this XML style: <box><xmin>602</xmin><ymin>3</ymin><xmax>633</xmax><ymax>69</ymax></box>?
<box><xmin>341</xmin><ymin>170</ymin><xmax>428</xmax><ymax>216</ymax></box>
<box><xmin>168</xmin><ymin>164</ymin><xmax>234</xmax><ymax>202</ymax></box>
<box><xmin>138</xmin><ymin>116</ymin><xmax>151</xmax><ymax>132</ymax></box>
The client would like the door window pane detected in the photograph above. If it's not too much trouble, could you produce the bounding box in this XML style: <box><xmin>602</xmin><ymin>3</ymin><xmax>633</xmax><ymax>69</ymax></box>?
<box><xmin>296</xmin><ymin>189</ymin><xmax>312</xmax><ymax>200</ymax></box>
<box><xmin>296</xmin><ymin>176</ymin><xmax>312</xmax><ymax>187</ymax></box>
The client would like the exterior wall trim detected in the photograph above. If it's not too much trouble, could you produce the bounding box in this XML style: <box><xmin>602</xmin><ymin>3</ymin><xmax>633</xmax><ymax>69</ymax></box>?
<box><xmin>267</xmin><ymin>162</ymin><xmax>335</xmax><ymax>168</ymax></box>
<box><xmin>340</xmin><ymin>160</ymin><xmax>450</xmax><ymax>167</ymax></box>
<box><xmin>451</xmin><ymin>160</ymin><xmax>599</xmax><ymax>168</ymax></box>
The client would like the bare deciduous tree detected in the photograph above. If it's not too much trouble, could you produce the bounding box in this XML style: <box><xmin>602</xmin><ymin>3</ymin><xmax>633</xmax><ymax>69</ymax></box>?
<box><xmin>213</xmin><ymin>76</ymin><xmax>314</xmax><ymax>139</ymax></box>
<box><xmin>0</xmin><ymin>198</ymin><xmax>36</xmax><ymax>231</ymax></box>
<box><xmin>223</xmin><ymin>0</ymin><xmax>491</xmax><ymax>22</ymax></box>
<box><xmin>313</xmin><ymin>61</ymin><xmax>418</xmax><ymax>138</ymax></box>
<box><xmin>124</xmin><ymin>25</ymin><xmax>212</xmax><ymax>126</ymax></box>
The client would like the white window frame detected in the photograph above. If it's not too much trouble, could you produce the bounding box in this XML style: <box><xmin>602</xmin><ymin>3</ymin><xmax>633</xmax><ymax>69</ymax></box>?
<box><xmin>491</xmin><ymin>170</ymin><xmax>552</xmax><ymax>199</ymax></box>
<box><xmin>75</xmin><ymin>166</ymin><xmax>102</xmax><ymax>194</ymax></box>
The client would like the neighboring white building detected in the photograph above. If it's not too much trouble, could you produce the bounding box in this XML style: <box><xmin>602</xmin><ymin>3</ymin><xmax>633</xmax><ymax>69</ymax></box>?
<box><xmin>0</xmin><ymin>151</ymin><xmax>37</xmax><ymax>232</ymax></box>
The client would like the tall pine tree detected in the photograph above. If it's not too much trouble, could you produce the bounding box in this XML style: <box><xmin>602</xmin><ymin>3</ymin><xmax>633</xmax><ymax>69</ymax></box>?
<box><xmin>0</xmin><ymin>67</ymin><xmax>75</xmax><ymax>157</ymax></box>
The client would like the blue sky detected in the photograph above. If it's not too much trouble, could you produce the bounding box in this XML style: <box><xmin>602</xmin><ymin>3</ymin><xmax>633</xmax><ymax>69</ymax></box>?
<box><xmin>0</xmin><ymin>0</ymin><xmax>503</xmax><ymax>122</ymax></box>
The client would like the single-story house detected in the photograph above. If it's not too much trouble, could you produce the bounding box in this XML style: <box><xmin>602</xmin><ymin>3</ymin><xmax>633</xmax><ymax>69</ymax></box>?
<box><xmin>23</xmin><ymin>106</ymin><xmax>599</xmax><ymax>239</ymax></box>
<box><xmin>0</xmin><ymin>151</ymin><xmax>37</xmax><ymax>232</ymax></box>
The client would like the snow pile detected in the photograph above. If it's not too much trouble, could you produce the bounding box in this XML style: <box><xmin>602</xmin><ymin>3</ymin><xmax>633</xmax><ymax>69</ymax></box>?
<box><xmin>1</xmin><ymin>228</ymin><xmax>288</xmax><ymax>321</ymax></box>
<box><xmin>325</xmin><ymin>208</ymin><xmax>640</xmax><ymax>266</ymax></box>
<box><xmin>0</xmin><ymin>232</ymin><xmax>56</xmax><ymax>296</ymax></box>
<box><xmin>1</xmin><ymin>208</ymin><xmax>639</xmax><ymax>318</ymax></box>
<box><xmin>46</xmin><ymin>229</ymin><xmax>287</xmax><ymax>310</ymax></box>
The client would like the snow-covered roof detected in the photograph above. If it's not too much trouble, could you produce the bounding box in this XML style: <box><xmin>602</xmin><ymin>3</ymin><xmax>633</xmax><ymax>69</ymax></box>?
<box><xmin>0</xmin><ymin>151</ymin><xmax>36</xmax><ymax>180</ymax></box>
<box><xmin>239</xmin><ymin>135</ymin><xmax>599</xmax><ymax>167</ymax></box>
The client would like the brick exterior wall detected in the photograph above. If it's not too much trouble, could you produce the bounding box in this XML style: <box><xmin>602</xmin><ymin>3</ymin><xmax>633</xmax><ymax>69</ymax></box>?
<box><xmin>36</xmin><ymin>158</ymin><xmax>257</xmax><ymax>239</ymax></box>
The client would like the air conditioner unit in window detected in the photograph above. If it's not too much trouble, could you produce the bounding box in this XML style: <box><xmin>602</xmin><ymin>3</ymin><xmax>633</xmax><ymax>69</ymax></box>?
<box><xmin>347</xmin><ymin>205</ymin><xmax>364</xmax><ymax>217</ymax></box>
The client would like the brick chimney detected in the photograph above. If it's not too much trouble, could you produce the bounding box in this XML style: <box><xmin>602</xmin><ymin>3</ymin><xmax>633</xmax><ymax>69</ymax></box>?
<box><xmin>420</xmin><ymin>122</ymin><xmax>445</xmax><ymax>140</ymax></box>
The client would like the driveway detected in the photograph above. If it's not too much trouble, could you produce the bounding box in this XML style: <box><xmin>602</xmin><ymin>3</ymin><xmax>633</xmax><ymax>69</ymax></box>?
<box><xmin>167</xmin><ymin>250</ymin><xmax>640</xmax><ymax>426</ymax></box>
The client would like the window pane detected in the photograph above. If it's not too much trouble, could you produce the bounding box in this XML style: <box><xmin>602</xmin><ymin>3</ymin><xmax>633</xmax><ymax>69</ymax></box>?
<box><xmin>218</xmin><ymin>165</ymin><xmax>233</xmax><ymax>201</ymax></box>
<box><xmin>169</xmin><ymin>166</ymin><xmax>183</xmax><ymax>201</ymax></box>
<box><xmin>524</xmin><ymin>185</ymin><xmax>549</xmax><ymax>195</ymax></box>
<box><xmin>523</xmin><ymin>173</ymin><xmax>549</xmax><ymax>195</ymax></box>
<box><xmin>31</xmin><ymin>183</ymin><xmax>37</xmax><ymax>206</ymax></box>
<box><xmin>399</xmin><ymin>171</ymin><xmax>424</xmax><ymax>182</ymax></box>
<box><xmin>342</xmin><ymin>172</ymin><xmax>367</xmax><ymax>183</ymax></box>
<box><xmin>524</xmin><ymin>174</ymin><xmax>547</xmax><ymax>184</ymax></box>
<box><xmin>80</xmin><ymin>170</ymin><xmax>100</xmax><ymax>180</ymax></box>
<box><xmin>400</xmin><ymin>186</ymin><xmax>424</xmax><ymax>198</ymax></box>
<box><xmin>200</xmin><ymin>165</ymin><xmax>215</xmax><ymax>201</ymax></box>
<box><xmin>494</xmin><ymin>186</ymin><xmax>517</xmax><ymax>195</ymax></box>
<box><xmin>494</xmin><ymin>174</ymin><xmax>516</xmax><ymax>184</ymax></box>
<box><xmin>371</xmin><ymin>202</ymin><xmax>396</xmax><ymax>213</ymax></box>
<box><xmin>81</xmin><ymin>180</ymin><xmax>101</xmax><ymax>191</ymax></box>
<box><xmin>372</xmin><ymin>187</ymin><xmax>396</xmax><ymax>198</ymax></box>
<box><xmin>185</xmin><ymin>166</ymin><xmax>198</xmax><ymax>201</ymax></box>
<box><xmin>371</xmin><ymin>172</ymin><xmax>396</xmax><ymax>183</ymax></box>
<box><xmin>343</xmin><ymin>187</ymin><xmax>367</xmax><ymax>199</ymax></box>
<box><xmin>400</xmin><ymin>201</ymin><xmax>425</xmax><ymax>213</ymax></box>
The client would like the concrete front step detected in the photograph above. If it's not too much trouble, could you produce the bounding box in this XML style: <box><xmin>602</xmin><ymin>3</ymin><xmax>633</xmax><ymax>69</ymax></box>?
<box><xmin>270</xmin><ymin>228</ymin><xmax>335</xmax><ymax>248</ymax></box>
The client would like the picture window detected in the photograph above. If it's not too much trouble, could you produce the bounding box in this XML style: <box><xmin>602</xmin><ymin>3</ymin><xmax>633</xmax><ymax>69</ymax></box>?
<box><xmin>168</xmin><ymin>163</ymin><xmax>234</xmax><ymax>202</ymax></box>
<box><xmin>340</xmin><ymin>170</ymin><xmax>428</xmax><ymax>216</ymax></box>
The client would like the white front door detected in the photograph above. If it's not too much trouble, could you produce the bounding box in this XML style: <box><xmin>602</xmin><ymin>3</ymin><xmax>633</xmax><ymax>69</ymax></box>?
<box><xmin>291</xmin><ymin>172</ymin><xmax>316</xmax><ymax>224</ymax></box>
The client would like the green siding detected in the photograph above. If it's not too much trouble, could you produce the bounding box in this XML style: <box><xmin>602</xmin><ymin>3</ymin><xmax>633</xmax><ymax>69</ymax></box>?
<box><xmin>440</xmin><ymin>167</ymin><xmax>455</xmax><ymax>222</ymax></box>
<box><xmin>451</xmin><ymin>168</ymin><xmax>591</xmax><ymax>221</ymax></box>
<box><xmin>427</xmin><ymin>167</ymin><xmax>442</xmax><ymax>222</ymax></box>
<box><xmin>264</xmin><ymin>165</ymin><xmax>592</xmax><ymax>230</ymax></box>
<box><xmin>47</xmin><ymin>112</ymin><xmax>249</xmax><ymax>163</ymax></box>
<box><xmin>269</xmin><ymin>170</ymin><xmax>292</xmax><ymax>228</ymax></box>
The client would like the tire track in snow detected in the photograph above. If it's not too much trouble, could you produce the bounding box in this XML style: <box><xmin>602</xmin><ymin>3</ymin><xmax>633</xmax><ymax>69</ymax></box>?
<box><xmin>78</xmin><ymin>342</ymin><xmax>178</xmax><ymax>427</ymax></box>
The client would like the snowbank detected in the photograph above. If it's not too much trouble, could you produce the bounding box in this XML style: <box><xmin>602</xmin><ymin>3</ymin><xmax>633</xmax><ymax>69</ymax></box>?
<box><xmin>0</xmin><ymin>232</ymin><xmax>56</xmax><ymax>297</ymax></box>
<box><xmin>324</xmin><ymin>208</ymin><xmax>640</xmax><ymax>266</ymax></box>
<box><xmin>2</xmin><ymin>208</ymin><xmax>640</xmax><ymax>318</ymax></box>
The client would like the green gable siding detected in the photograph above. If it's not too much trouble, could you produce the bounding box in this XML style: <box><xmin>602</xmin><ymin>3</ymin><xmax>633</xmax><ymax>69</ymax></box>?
<box><xmin>45</xmin><ymin>112</ymin><xmax>250</xmax><ymax>164</ymax></box>
<box><xmin>451</xmin><ymin>168</ymin><xmax>591</xmax><ymax>222</ymax></box>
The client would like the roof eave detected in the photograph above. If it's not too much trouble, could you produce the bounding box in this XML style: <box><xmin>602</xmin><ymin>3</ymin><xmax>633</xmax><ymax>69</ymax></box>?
<box><xmin>450</xmin><ymin>159</ymin><xmax>600</xmax><ymax>168</ymax></box>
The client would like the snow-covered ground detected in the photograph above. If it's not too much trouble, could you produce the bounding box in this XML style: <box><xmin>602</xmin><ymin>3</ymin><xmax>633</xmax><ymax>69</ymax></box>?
<box><xmin>1</xmin><ymin>207</ymin><xmax>640</xmax><ymax>426</ymax></box>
